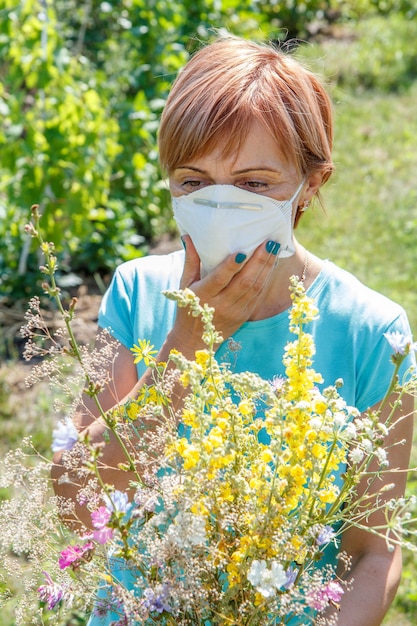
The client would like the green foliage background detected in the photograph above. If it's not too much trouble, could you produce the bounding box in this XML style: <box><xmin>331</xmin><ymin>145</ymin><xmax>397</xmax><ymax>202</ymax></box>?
<box><xmin>0</xmin><ymin>2</ymin><xmax>417</xmax><ymax>622</ymax></box>
<box><xmin>1</xmin><ymin>0</ymin><xmax>417</xmax><ymax>304</ymax></box>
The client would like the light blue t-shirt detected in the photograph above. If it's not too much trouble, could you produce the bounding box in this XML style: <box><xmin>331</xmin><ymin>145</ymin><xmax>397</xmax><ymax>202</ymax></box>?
<box><xmin>99</xmin><ymin>250</ymin><xmax>414</xmax><ymax>413</ymax></box>
<box><xmin>89</xmin><ymin>250</ymin><xmax>415</xmax><ymax>625</ymax></box>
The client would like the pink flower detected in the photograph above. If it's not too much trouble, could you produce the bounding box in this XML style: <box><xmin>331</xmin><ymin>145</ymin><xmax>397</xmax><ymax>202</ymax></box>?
<box><xmin>325</xmin><ymin>580</ymin><xmax>344</xmax><ymax>603</ymax></box>
<box><xmin>91</xmin><ymin>505</ymin><xmax>114</xmax><ymax>544</ymax></box>
<box><xmin>307</xmin><ymin>580</ymin><xmax>344</xmax><ymax>611</ymax></box>
<box><xmin>91</xmin><ymin>506</ymin><xmax>112</xmax><ymax>529</ymax></box>
<box><xmin>58</xmin><ymin>541</ymin><xmax>94</xmax><ymax>569</ymax></box>
<box><xmin>93</xmin><ymin>526</ymin><xmax>114</xmax><ymax>545</ymax></box>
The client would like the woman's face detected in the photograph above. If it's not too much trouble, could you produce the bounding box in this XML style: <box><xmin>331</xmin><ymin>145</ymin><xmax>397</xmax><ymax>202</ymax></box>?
<box><xmin>169</xmin><ymin>119</ymin><xmax>302</xmax><ymax>203</ymax></box>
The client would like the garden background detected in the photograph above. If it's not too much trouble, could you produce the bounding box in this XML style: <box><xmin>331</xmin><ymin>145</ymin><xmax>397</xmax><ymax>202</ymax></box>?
<box><xmin>0</xmin><ymin>0</ymin><xmax>416</xmax><ymax>624</ymax></box>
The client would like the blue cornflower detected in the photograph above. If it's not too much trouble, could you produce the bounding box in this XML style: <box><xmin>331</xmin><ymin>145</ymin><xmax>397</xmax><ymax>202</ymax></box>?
<box><xmin>315</xmin><ymin>524</ymin><xmax>336</xmax><ymax>547</ymax></box>
<box><xmin>51</xmin><ymin>417</ymin><xmax>78</xmax><ymax>452</ymax></box>
<box><xmin>283</xmin><ymin>566</ymin><xmax>298</xmax><ymax>590</ymax></box>
<box><xmin>142</xmin><ymin>584</ymin><xmax>172</xmax><ymax>614</ymax></box>
<box><xmin>104</xmin><ymin>489</ymin><xmax>130</xmax><ymax>514</ymax></box>
<box><xmin>383</xmin><ymin>331</ymin><xmax>416</xmax><ymax>356</ymax></box>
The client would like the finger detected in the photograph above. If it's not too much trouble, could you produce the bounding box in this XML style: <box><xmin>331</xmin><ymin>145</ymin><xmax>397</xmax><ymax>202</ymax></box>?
<box><xmin>179</xmin><ymin>235</ymin><xmax>201</xmax><ymax>288</ymax></box>
<box><xmin>222</xmin><ymin>240</ymin><xmax>281</xmax><ymax>303</ymax></box>
<box><xmin>217</xmin><ymin>242</ymin><xmax>279</xmax><ymax>320</ymax></box>
<box><xmin>197</xmin><ymin>250</ymin><xmax>250</xmax><ymax>297</ymax></box>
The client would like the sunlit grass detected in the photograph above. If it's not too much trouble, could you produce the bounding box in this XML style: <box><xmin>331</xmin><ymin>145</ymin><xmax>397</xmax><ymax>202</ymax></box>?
<box><xmin>299</xmin><ymin>84</ymin><xmax>417</xmax><ymax>332</ymax></box>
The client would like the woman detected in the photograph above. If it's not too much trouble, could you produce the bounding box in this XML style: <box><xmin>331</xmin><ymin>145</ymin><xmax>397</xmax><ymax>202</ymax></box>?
<box><xmin>52</xmin><ymin>36</ymin><xmax>415</xmax><ymax>625</ymax></box>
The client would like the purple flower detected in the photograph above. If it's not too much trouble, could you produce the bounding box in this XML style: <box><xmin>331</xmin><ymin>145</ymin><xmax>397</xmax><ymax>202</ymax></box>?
<box><xmin>142</xmin><ymin>584</ymin><xmax>172</xmax><ymax>614</ymax></box>
<box><xmin>58</xmin><ymin>541</ymin><xmax>94</xmax><ymax>569</ymax></box>
<box><xmin>38</xmin><ymin>572</ymin><xmax>66</xmax><ymax>610</ymax></box>
<box><xmin>104</xmin><ymin>490</ymin><xmax>130</xmax><ymax>514</ymax></box>
<box><xmin>384</xmin><ymin>331</ymin><xmax>417</xmax><ymax>356</ymax></box>
<box><xmin>307</xmin><ymin>580</ymin><xmax>344</xmax><ymax>611</ymax></box>
<box><xmin>270</xmin><ymin>374</ymin><xmax>286</xmax><ymax>394</ymax></box>
<box><xmin>283</xmin><ymin>566</ymin><xmax>297</xmax><ymax>589</ymax></box>
<box><xmin>315</xmin><ymin>525</ymin><xmax>336</xmax><ymax>547</ymax></box>
<box><xmin>93</xmin><ymin>594</ymin><xmax>124</xmax><ymax>619</ymax></box>
<box><xmin>51</xmin><ymin>417</ymin><xmax>78</xmax><ymax>452</ymax></box>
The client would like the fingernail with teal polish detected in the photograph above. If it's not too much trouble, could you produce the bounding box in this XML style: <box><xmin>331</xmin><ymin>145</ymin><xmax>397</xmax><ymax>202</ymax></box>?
<box><xmin>235</xmin><ymin>252</ymin><xmax>247</xmax><ymax>264</ymax></box>
<box><xmin>181</xmin><ymin>237</ymin><xmax>187</xmax><ymax>250</ymax></box>
<box><xmin>265</xmin><ymin>240</ymin><xmax>281</xmax><ymax>255</ymax></box>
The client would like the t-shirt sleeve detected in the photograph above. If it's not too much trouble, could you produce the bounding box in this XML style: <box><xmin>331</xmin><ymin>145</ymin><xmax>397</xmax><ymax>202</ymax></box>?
<box><xmin>98</xmin><ymin>266</ymin><xmax>135</xmax><ymax>349</ymax></box>
<box><xmin>355</xmin><ymin>308</ymin><xmax>416</xmax><ymax>413</ymax></box>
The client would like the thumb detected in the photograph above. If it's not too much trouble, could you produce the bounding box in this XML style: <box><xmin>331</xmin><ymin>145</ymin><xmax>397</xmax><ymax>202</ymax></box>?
<box><xmin>180</xmin><ymin>235</ymin><xmax>201</xmax><ymax>288</ymax></box>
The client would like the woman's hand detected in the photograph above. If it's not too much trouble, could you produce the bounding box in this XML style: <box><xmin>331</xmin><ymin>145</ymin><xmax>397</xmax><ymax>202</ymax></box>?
<box><xmin>168</xmin><ymin>235</ymin><xmax>281</xmax><ymax>355</ymax></box>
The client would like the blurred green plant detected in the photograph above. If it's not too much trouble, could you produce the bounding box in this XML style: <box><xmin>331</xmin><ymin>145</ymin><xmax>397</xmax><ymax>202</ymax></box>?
<box><xmin>0</xmin><ymin>2</ymin><xmax>416</xmax><ymax>303</ymax></box>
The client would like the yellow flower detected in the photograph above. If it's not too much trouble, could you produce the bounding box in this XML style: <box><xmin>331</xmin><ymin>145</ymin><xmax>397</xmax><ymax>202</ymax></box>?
<box><xmin>219</xmin><ymin>484</ymin><xmax>235</xmax><ymax>502</ymax></box>
<box><xmin>195</xmin><ymin>349</ymin><xmax>210</xmax><ymax>369</ymax></box>
<box><xmin>179</xmin><ymin>371</ymin><xmax>190</xmax><ymax>387</ymax></box>
<box><xmin>254</xmin><ymin>592</ymin><xmax>264</xmax><ymax>606</ymax></box>
<box><xmin>183</xmin><ymin>445</ymin><xmax>200</xmax><ymax>470</ymax></box>
<box><xmin>191</xmin><ymin>501</ymin><xmax>209</xmax><ymax>516</ymax></box>
<box><xmin>311</xmin><ymin>443</ymin><xmax>326</xmax><ymax>459</ymax></box>
<box><xmin>238</xmin><ymin>399</ymin><xmax>254</xmax><ymax>417</ymax></box>
<box><xmin>260</xmin><ymin>449</ymin><xmax>274</xmax><ymax>464</ymax></box>
<box><xmin>130</xmin><ymin>338</ymin><xmax>158</xmax><ymax>366</ymax></box>
<box><xmin>318</xmin><ymin>484</ymin><xmax>340</xmax><ymax>503</ymax></box>
<box><xmin>182</xmin><ymin>408</ymin><xmax>199</xmax><ymax>429</ymax></box>
<box><xmin>226</xmin><ymin>562</ymin><xmax>241</xmax><ymax>587</ymax></box>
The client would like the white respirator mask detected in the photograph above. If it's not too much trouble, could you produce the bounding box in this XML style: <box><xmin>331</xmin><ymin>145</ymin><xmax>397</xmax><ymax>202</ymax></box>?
<box><xmin>172</xmin><ymin>181</ymin><xmax>304</xmax><ymax>274</ymax></box>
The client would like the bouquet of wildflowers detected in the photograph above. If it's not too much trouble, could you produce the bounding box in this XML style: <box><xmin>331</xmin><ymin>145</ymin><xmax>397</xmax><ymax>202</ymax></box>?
<box><xmin>0</xmin><ymin>206</ymin><xmax>416</xmax><ymax>625</ymax></box>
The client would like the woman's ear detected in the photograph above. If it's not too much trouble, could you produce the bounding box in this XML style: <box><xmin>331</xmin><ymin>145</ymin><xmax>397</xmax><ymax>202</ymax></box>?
<box><xmin>293</xmin><ymin>171</ymin><xmax>324</xmax><ymax>229</ymax></box>
<box><xmin>304</xmin><ymin>170</ymin><xmax>324</xmax><ymax>201</ymax></box>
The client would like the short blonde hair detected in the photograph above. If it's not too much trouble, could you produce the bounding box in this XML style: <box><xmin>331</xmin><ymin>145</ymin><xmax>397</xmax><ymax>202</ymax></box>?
<box><xmin>158</xmin><ymin>35</ymin><xmax>334</xmax><ymax>187</ymax></box>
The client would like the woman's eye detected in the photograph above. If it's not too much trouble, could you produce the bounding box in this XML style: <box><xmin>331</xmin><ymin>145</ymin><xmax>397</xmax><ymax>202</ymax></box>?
<box><xmin>244</xmin><ymin>181</ymin><xmax>269</xmax><ymax>189</ymax></box>
<box><xmin>182</xmin><ymin>180</ymin><xmax>203</xmax><ymax>188</ymax></box>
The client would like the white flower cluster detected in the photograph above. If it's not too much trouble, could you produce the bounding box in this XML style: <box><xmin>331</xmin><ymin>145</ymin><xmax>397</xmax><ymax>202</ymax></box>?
<box><xmin>247</xmin><ymin>559</ymin><xmax>287</xmax><ymax>598</ymax></box>
<box><xmin>167</xmin><ymin>511</ymin><xmax>207</xmax><ymax>548</ymax></box>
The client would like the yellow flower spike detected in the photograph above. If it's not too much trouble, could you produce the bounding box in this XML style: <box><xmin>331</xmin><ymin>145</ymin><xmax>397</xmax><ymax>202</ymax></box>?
<box><xmin>235</xmin><ymin>536</ymin><xmax>248</xmax><ymax>551</ymax></box>
<box><xmin>313</xmin><ymin>399</ymin><xmax>328</xmax><ymax>414</ymax></box>
<box><xmin>249</xmin><ymin>476</ymin><xmax>263</xmax><ymax>491</ymax></box>
<box><xmin>125</xmin><ymin>402</ymin><xmax>140</xmax><ymax>421</ymax></box>
<box><xmin>216</xmin><ymin>417</ymin><xmax>229</xmax><ymax>432</ymax></box>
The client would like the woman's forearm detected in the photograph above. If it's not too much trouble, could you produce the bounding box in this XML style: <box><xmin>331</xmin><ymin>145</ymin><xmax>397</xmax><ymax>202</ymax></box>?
<box><xmin>320</xmin><ymin>549</ymin><xmax>402</xmax><ymax>626</ymax></box>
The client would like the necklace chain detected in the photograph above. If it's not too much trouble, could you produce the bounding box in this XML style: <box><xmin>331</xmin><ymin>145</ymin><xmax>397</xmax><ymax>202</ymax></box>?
<box><xmin>300</xmin><ymin>251</ymin><xmax>309</xmax><ymax>283</ymax></box>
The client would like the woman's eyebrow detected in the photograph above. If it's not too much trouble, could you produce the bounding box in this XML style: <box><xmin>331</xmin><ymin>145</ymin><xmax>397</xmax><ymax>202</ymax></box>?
<box><xmin>175</xmin><ymin>165</ymin><xmax>280</xmax><ymax>174</ymax></box>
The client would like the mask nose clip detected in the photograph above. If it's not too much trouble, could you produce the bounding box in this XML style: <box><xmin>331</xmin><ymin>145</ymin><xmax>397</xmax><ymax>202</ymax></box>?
<box><xmin>193</xmin><ymin>198</ymin><xmax>263</xmax><ymax>211</ymax></box>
